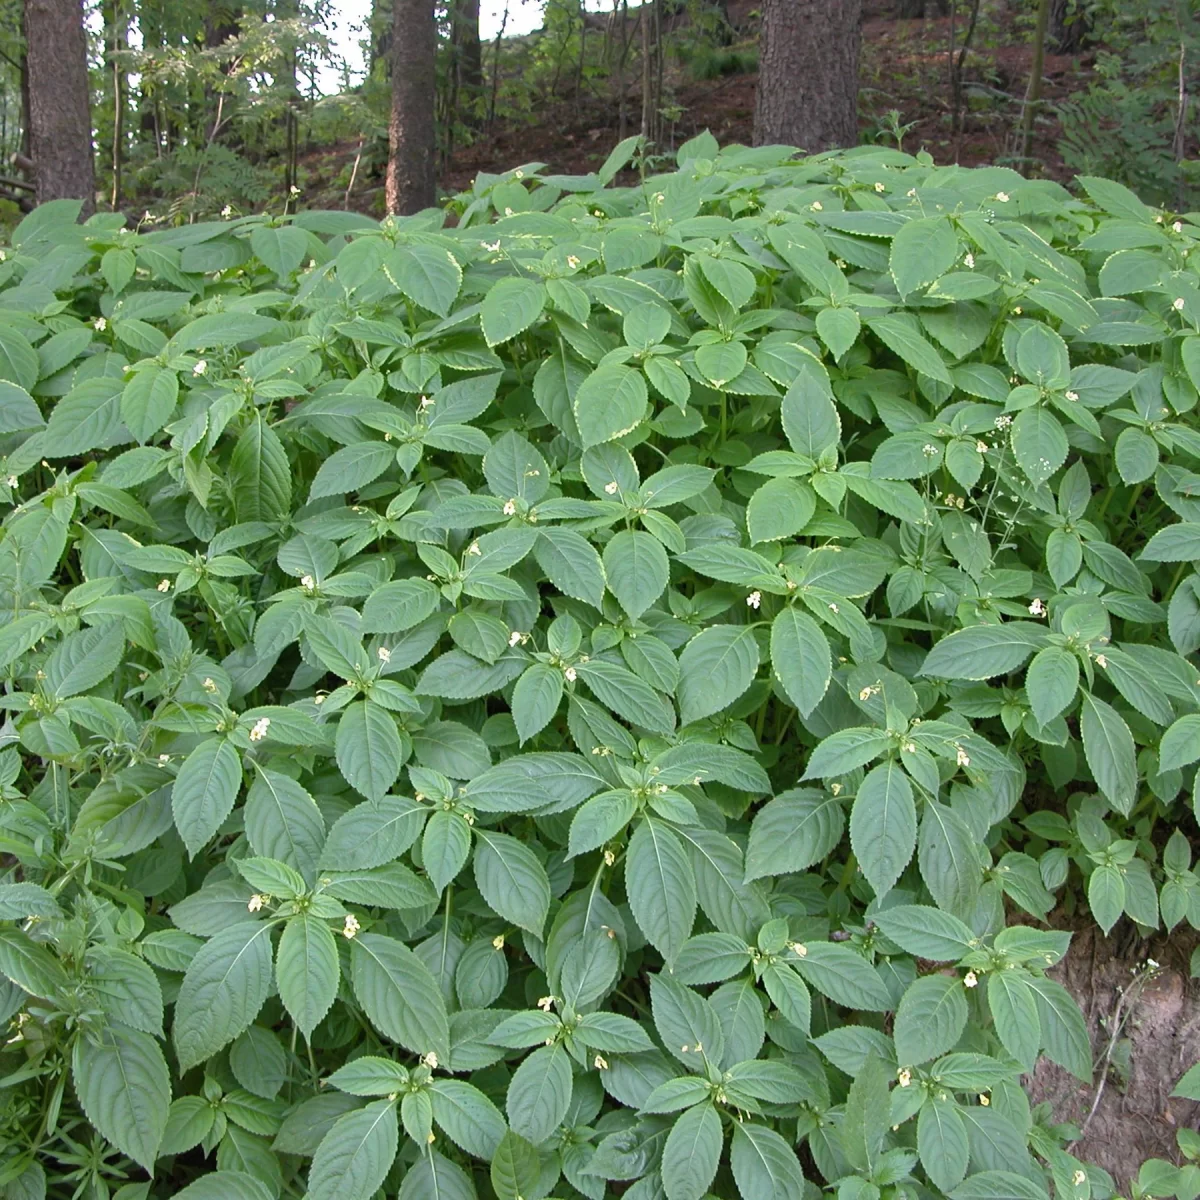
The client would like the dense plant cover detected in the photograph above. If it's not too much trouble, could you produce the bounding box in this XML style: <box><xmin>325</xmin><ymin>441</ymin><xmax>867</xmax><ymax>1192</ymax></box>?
<box><xmin>2</xmin><ymin>136</ymin><xmax>1200</xmax><ymax>1200</ymax></box>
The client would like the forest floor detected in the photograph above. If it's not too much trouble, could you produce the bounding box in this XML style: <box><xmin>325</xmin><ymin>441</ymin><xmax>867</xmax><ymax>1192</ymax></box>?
<box><xmin>301</xmin><ymin>0</ymin><xmax>1092</xmax><ymax>214</ymax></box>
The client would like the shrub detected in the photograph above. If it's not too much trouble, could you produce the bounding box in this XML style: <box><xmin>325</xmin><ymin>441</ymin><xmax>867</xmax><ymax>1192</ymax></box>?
<box><xmin>0</xmin><ymin>134</ymin><xmax>1199</xmax><ymax>1200</ymax></box>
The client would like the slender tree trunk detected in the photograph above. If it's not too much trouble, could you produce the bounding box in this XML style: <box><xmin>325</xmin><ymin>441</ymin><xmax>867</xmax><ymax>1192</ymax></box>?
<box><xmin>754</xmin><ymin>0</ymin><xmax>862</xmax><ymax>151</ymax></box>
<box><xmin>452</xmin><ymin>0</ymin><xmax>483</xmax><ymax>124</ymax></box>
<box><xmin>105</xmin><ymin>0</ymin><xmax>127</xmax><ymax>210</ymax></box>
<box><xmin>24</xmin><ymin>0</ymin><xmax>95</xmax><ymax>213</ymax></box>
<box><xmin>387</xmin><ymin>0</ymin><xmax>436</xmax><ymax>214</ymax></box>
<box><xmin>1017</xmin><ymin>0</ymin><xmax>1051</xmax><ymax>165</ymax></box>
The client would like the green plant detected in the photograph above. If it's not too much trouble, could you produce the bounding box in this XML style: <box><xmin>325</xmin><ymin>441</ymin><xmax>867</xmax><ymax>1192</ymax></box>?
<box><xmin>1</xmin><ymin>134</ymin><xmax>1200</xmax><ymax>1200</ymax></box>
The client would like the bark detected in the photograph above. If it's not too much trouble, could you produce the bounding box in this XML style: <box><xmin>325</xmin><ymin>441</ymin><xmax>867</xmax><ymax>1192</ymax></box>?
<box><xmin>24</xmin><ymin>0</ymin><xmax>95</xmax><ymax>214</ymax></box>
<box><xmin>754</xmin><ymin>0</ymin><xmax>863</xmax><ymax>151</ymax></box>
<box><xmin>452</xmin><ymin>0</ymin><xmax>483</xmax><ymax>112</ymax></box>
<box><xmin>387</xmin><ymin>0</ymin><xmax>436</xmax><ymax>214</ymax></box>
<box><xmin>1017</xmin><ymin>0</ymin><xmax>1051</xmax><ymax>164</ymax></box>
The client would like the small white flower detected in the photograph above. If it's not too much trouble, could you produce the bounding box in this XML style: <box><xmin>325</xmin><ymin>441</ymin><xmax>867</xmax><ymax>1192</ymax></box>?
<box><xmin>289</xmin><ymin>184</ymin><xmax>301</xmax><ymax>196</ymax></box>
<box><xmin>481</xmin><ymin>240</ymin><xmax>501</xmax><ymax>253</ymax></box>
<box><xmin>202</xmin><ymin>677</ymin><xmax>218</xmax><ymax>693</ymax></box>
<box><xmin>503</xmin><ymin>499</ymin><xmax>517</xmax><ymax>516</ymax></box>
<box><xmin>603</xmin><ymin>849</ymin><xmax>616</xmax><ymax>866</ymax></box>
<box><xmin>158</xmin><ymin>753</ymin><xmax>171</xmax><ymax>764</ymax></box>
<box><xmin>492</xmin><ymin>934</ymin><xmax>505</xmax><ymax>950</ymax></box>
<box><xmin>300</xmin><ymin>574</ymin><xmax>316</xmax><ymax>590</ymax></box>
<box><xmin>790</xmin><ymin>942</ymin><xmax>807</xmax><ymax>958</ymax></box>
<box><xmin>565</xmin><ymin>666</ymin><xmax>577</xmax><ymax>682</ymax></box>
<box><xmin>979</xmin><ymin>1093</ymin><xmax>990</xmax><ymax>1106</ymax></box>
<box><xmin>995</xmin><ymin>191</ymin><xmax>1010</xmax><ymax>202</ymax></box>
<box><xmin>964</xmin><ymin>252</ymin><xmax>975</xmax><ymax>269</ymax></box>
<box><xmin>874</xmin><ymin>181</ymin><xmax>885</xmax><ymax>193</ymax></box>
<box><xmin>1174</xmin><ymin>297</ymin><xmax>1187</xmax><ymax>311</ymax></box>
<box><xmin>221</xmin><ymin>204</ymin><xmax>233</xmax><ymax>218</ymax></box>
<box><xmin>1065</xmin><ymin>389</ymin><xmax>1079</xmax><ymax>402</ymax></box>
<box><xmin>248</xmin><ymin>894</ymin><xmax>266</xmax><ymax>912</ymax></box>
<box><xmin>464</xmin><ymin>541</ymin><xmax>480</xmax><ymax>558</ymax></box>
<box><xmin>5</xmin><ymin>475</ymin><xmax>15</xmax><ymax>488</ymax></box>
<box><xmin>1096</xmin><ymin>654</ymin><xmax>1108</xmax><ymax>668</ymax></box>
<box><xmin>418</xmin><ymin>394</ymin><xmax>433</xmax><ymax>410</ymax></box>
<box><xmin>1012</xmin><ymin>306</ymin><xmax>1023</xmax><ymax>315</ymax></box>
<box><xmin>956</xmin><ymin>746</ymin><xmax>971</xmax><ymax>768</ymax></box>
<box><xmin>537</xmin><ymin>995</ymin><xmax>555</xmax><ymax>1012</ymax></box>
<box><xmin>828</xmin><ymin>602</ymin><xmax>839</xmax><ymax>614</ymax></box>
<box><xmin>1073</xmin><ymin>1170</ymin><xmax>1087</xmax><ymax>1187</ymax></box>
<box><xmin>830</xmin><ymin>782</ymin><xmax>842</xmax><ymax>796</ymax></box>
<box><xmin>421</xmin><ymin>1051</ymin><xmax>439</xmax><ymax>1069</ymax></box>
<box><xmin>1147</xmin><ymin>957</ymin><xmax>1161</xmax><ymax>970</ymax></box>
<box><xmin>249</xmin><ymin>716</ymin><xmax>271</xmax><ymax>742</ymax></box>
<box><xmin>94</xmin><ymin>317</ymin><xmax>107</xmax><ymax>332</ymax></box>
<box><xmin>922</xmin><ymin>443</ymin><xmax>938</xmax><ymax>457</ymax></box>
<box><xmin>976</xmin><ymin>440</ymin><xmax>989</xmax><ymax>454</ymax></box>
<box><xmin>652</xmin><ymin>194</ymin><xmax>664</xmax><ymax>205</ymax></box>
<box><xmin>1174</xmin><ymin>221</ymin><xmax>1184</xmax><ymax>234</ymax></box>
<box><xmin>156</xmin><ymin>579</ymin><xmax>171</xmax><ymax>593</ymax></box>
<box><xmin>1028</xmin><ymin>597</ymin><xmax>1047</xmax><ymax>618</ymax></box>
<box><xmin>964</xmin><ymin>970</ymin><xmax>978</xmax><ymax>988</ymax></box>
<box><xmin>897</xmin><ymin>1069</ymin><xmax>912</xmax><ymax>1087</ymax></box>
<box><xmin>907</xmin><ymin>188</ymin><xmax>917</xmax><ymax>198</ymax></box>
<box><xmin>810</xmin><ymin>200</ymin><xmax>823</xmax><ymax>212</ymax></box>
<box><xmin>377</xmin><ymin>646</ymin><xmax>391</xmax><ymax>664</ymax></box>
<box><xmin>903</xmin><ymin>741</ymin><xmax>917</xmax><ymax>754</ymax></box>
<box><xmin>567</xmin><ymin>255</ymin><xmax>581</xmax><ymax>269</ymax></box>
<box><xmin>746</xmin><ymin>591</ymin><xmax>762</xmax><ymax>609</ymax></box>
<box><xmin>342</xmin><ymin>913</ymin><xmax>360</xmax><ymax>939</ymax></box>
<box><xmin>604</xmin><ymin>481</ymin><xmax>619</xmax><ymax>495</ymax></box>
<box><xmin>0</xmin><ymin>249</ymin><xmax>6</xmax><ymax>262</ymax></box>
<box><xmin>503</xmin><ymin>207</ymin><xmax>514</xmax><ymax>217</ymax></box>
<box><xmin>859</xmin><ymin>686</ymin><xmax>874</xmax><ymax>701</ymax></box>
<box><xmin>193</xmin><ymin>360</ymin><xmax>207</xmax><ymax>376</ymax></box>
<box><xmin>508</xmin><ymin>630</ymin><xmax>523</xmax><ymax>647</ymax></box>
<box><xmin>594</xmin><ymin>1054</ymin><xmax>609</xmax><ymax>1070</ymax></box>
<box><xmin>995</xmin><ymin>414</ymin><xmax>1013</xmax><ymax>429</ymax></box>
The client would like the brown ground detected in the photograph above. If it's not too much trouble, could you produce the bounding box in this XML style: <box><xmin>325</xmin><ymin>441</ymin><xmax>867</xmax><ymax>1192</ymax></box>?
<box><xmin>1026</xmin><ymin>920</ymin><xmax>1200</xmax><ymax>1187</ymax></box>
<box><xmin>306</xmin><ymin>0</ymin><xmax>1097</xmax><ymax>213</ymax></box>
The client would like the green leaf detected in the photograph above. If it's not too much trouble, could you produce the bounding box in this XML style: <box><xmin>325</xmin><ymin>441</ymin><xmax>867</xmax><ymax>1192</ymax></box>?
<box><xmin>781</xmin><ymin>365</ymin><xmax>840</xmax><ymax>457</ymax></box>
<box><xmin>802</xmin><ymin>727</ymin><xmax>891</xmax><ymax>779</ymax></box>
<box><xmin>490</xmin><ymin>1129</ymin><xmax>542</xmax><ymax>1200</ymax></box>
<box><xmin>276</xmin><ymin>914</ymin><xmax>339</xmax><ymax>1038</ymax></box>
<box><xmin>1142</xmin><ymin>522</ymin><xmax>1200</xmax><ymax>561</ymax></box>
<box><xmin>320</xmin><ymin>795</ymin><xmax>426</xmax><ymax>871</ymax></box>
<box><xmin>815</xmin><ymin>306</ymin><xmax>861</xmax><ymax>360</ymax></box>
<box><xmin>987</xmin><ymin>969</ymin><xmax>1040</xmax><ymax>1070</ymax></box>
<box><xmin>1026</xmin><ymin>645</ymin><xmax>1079</xmax><ymax>727</ymax></box>
<box><xmin>244</xmin><ymin>769</ymin><xmax>326</xmax><ymax>882</ymax></box>
<box><xmin>744</xmin><ymin>788</ymin><xmax>843</xmax><ymax>881</ymax></box>
<box><xmin>306</xmin><ymin>1099</ymin><xmax>399</xmax><ymax>1200</ymax></box>
<box><xmin>336</xmin><ymin>701</ymin><xmax>403</xmax><ymax>803</ymax></box>
<box><xmin>661</xmin><ymin>1103</ymin><xmax>723</xmax><ymax>1200</ymax></box>
<box><xmin>1160</xmin><ymin>714</ymin><xmax>1200</xmax><ymax>771</ymax></box>
<box><xmin>604</xmin><ymin>529</ymin><xmax>669</xmax><ymax>619</ymax></box>
<box><xmin>891</xmin><ymin>216</ymin><xmax>958</xmax><ymax>298</ymax></box>
<box><xmin>172</xmin><ymin>1172</ymin><xmax>274</xmax><ymax>1200</ymax></box>
<box><xmin>1088</xmin><ymin>862</ymin><xmax>1125</xmax><ymax>935</ymax></box>
<box><xmin>918</xmin><ymin>1098</ymin><xmax>970</xmax><ymax>1193</ymax></box>
<box><xmin>574</xmin><ymin>363</ymin><xmax>649</xmax><ymax>448</ymax></box>
<box><xmin>747</xmin><ymin>476</ymin><xmax>816</xmax><ymax>544</ymax></box>
<box><xmin>121</xmin><ymin>366</ymin><xmax>178</xmax><ymax>442</ymax></box>
<box><xmin>627</xmin><ymin>818</ymin><xmax>696</xmax><ymax>964</ymax></box>
<box><xmin>677</xmin><ymin>624</ymin><xmax>759</xmax><ymax>724</ymax></box>
<box><xmin>72</xmin><ymin>1025</ymin><xmax>170</xmax><ymax>1171</ymax></box>
<box><xmin>171</xmin><ymin>737</ymin><xmax>242</xmax><ymax>859</ymax></box>
<box><xmin>794</xmin><ymin>941</ymin><xmax>892</xmax><ymax>1011</ymax></box>
<box><xmin>850</xmin><ymin>761</ymin><xmax>917</xmax><ymax>900</ymax></box>
<box><xmin>874</xmin><ymin>905</ymin><xmax>976</xmax><ymax>961</ymax></box>
<box><xmin>174</xmin><ymin>922</ymin><xmax>274</xmax><ymax>1071</ymax></box>
<box><xmin>1080</xmin><ymin>692</ymin><xmax>1137</xmax><ymax>814</ymax></box>
<box><xmin>250</xmin><ymin>224</ymin><xmax>308</xmax><ymax>277</ymax></box>
<box><xmin>473</xmin><ymin>829</ymin><xmax>551</xmax><ymax>935</ymax></box>
<box><xmin>920</xmin><ymin>622</ymin><xmax>1048</xmax><ymax>680</ymax></box>
<box><xmin>385</xmin><ymin>244</ymin><xmax>462</xmax><ymax>316</ymax></box>
<box><xmin>869</xmin><ymin>313</ymin><xmax>952</xmax><ymax>384</ymax></box>
<box><xmin>229</xmin><ymin>414</ymin><xmax>292</xmax><ymax>521</ymax></box>
<box><xmin>1024</xmin><ymin>974</ymin><xmax>1092</xmax><ymax>1082</ymax></box>
<box><xmin>350</xmin><ymin>933</ymin><xmax>449</xmax><ymax>1060</ymax></box>
<box><xmin>1011</xmin><ymin>406</ymin><xmax>1068</xmax><ymax>486</ymax></box>
<box><xmin>894</xmin><ymin>975</ymin><xmax>969</xmax><ymax>1065</ymax></box>
<box><xmin>534</xmin><ymin>527</ymin><xmax>606</xmax><ymax>609</ymax></box>
<box><xmin>840</xmin><ymin>1051</ymin><xmax>889</xmax><ymax>1171</ymax></box>
<box><xmin>729</xmin><ymin>1120</ymin><xmax>806</xmax><ymax>1199</ymax></box>
<box><xmin>310</xmin><ymin>442</ymin><xmax>395</xmax><ymax>500</ymax></box>
<box><xmin>506</xmin><ymin>1040</ymin><xmax>572</xmax><ymax>1144</ymax></box>
<box><xmin>511</xmin><ymin>663</ymin><xmax>564</xmax><ymax>744</ymax></box>
<box><xmin>482</xmin><ymin>277</ymin><xmax>545</xmax><ymax>346</ymax></box>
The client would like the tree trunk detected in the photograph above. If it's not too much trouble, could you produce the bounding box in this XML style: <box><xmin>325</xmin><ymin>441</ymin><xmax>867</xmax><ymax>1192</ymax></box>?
<box><xmin>387</xmin><ymin>0</ymin><xmax>436</xmax><ymax>215</ymax></box>
<box><xmin>1049</xmin><ymin>0</ymin><xmax>1088</xmax><ymax>55</ymax></box>
<box><xmin>24</xmin><ymin>0</ymin><xmax>95</xmax><ymax>214</ymax></box>
<box><xmin>754</xmin><ymin>0</ymin><xmax>862</xmax><ymax>151</ymax></box>
<box><xmin>452</xmin><ymin>0</ymin><xmax>483</xmax><ymax>123</ymax></box>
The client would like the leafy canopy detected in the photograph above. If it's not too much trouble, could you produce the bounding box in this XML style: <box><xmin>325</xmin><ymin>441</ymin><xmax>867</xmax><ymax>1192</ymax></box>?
<box><xmin>1</xmin><ymin>133</ymin><xmax>1199</xmax><ymax>1200</ymax></box>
